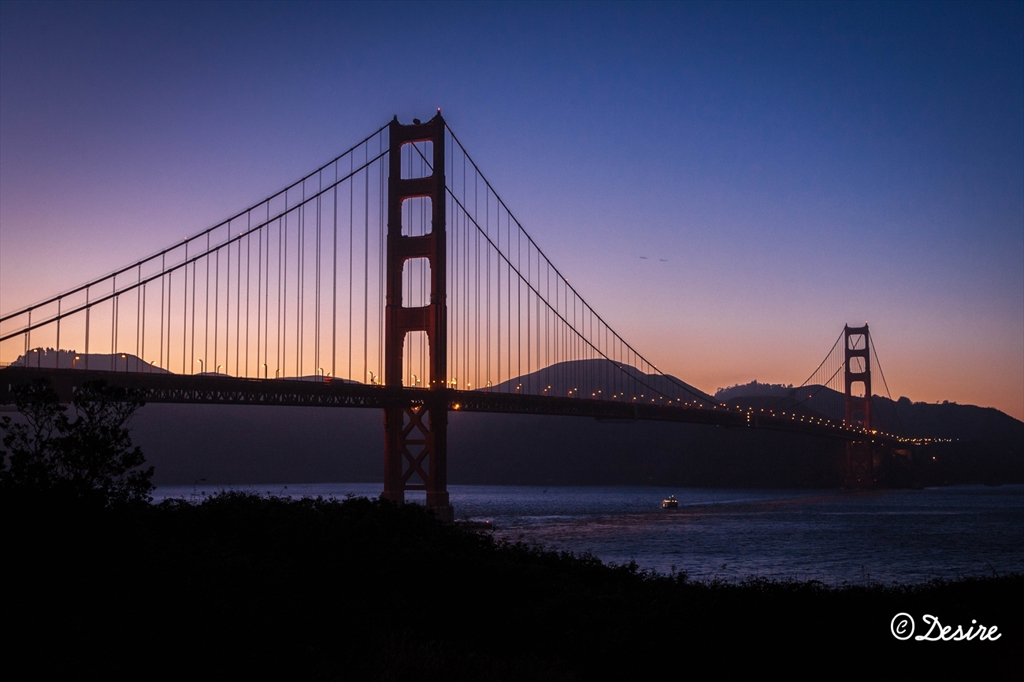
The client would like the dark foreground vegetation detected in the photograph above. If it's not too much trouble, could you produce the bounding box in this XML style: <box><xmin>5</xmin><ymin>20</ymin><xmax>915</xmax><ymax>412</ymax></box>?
<box><xmin>3</xmin><ymin>380</ymin><xmax>1020</xmax><ymax>677</ymax></box>
<box><xmin>5</xmin><ymin>493</ymin><xmax>1020</xmax><ymax>679</ymax></box>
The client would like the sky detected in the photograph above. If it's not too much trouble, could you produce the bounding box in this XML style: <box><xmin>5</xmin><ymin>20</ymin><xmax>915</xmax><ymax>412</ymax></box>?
<box><xmin>1</xmin><ymin>0</ymin><xmax>1022</xmax><ymax>420</ymax></box>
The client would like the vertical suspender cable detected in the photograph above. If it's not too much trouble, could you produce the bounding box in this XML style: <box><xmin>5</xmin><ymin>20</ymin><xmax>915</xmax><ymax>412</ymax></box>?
<box><xmin>253</xmin><ymin>225</ymin><xmax>260</xmax><ymax>377</ymax></box>
<box><xmin>235</xmin><ymin>221</ymin><xmax>241</xmax><ymax>376</ymax></box>
<box><xmin>205</xmin><ymin>233</ymin><xmax>210</xmax><ymax>372</ymax></box>
<box><xmin>278</xmin><ymin>213</ymin><xmax>284</xmax><ymax>377</ymax></box>
<box><xmin>182</xmin><ymin>245</ymin><xmax>188</xmax><ymax>374</ymax></box>
<box><xmin>332</xmin><ymin>164</ymin><xmax>338</xmax><ymax>379</ymax></box>
<box><xmin>348</xmin><ymin>153</ymin><xmax>354</xmax><ymax>381</ymax></box>
<box><xmin>159</xmin><ymin>256</ymin><xmax>165</xmax><ymax>369</ymax></box>
<box><xmin>53</xmin><ymin>301</ymin><xmax>61</xmax><ymax>368</ymax></box>
<box><xmin>141</xmin><ymin>283</ymin><xmax>146</xmax><ymax>369</ymax></box>
<box><xmin>378</xmin><ymin>135</ymin><xmax>385</xmax><ymax>380</ymax></box>
<box><xmin>135</xmin><ymin>265</ymin><xmax>141</xmax><ymax>360</ymax></box>
<box><xmin>283</xmin><ymin>209</ymin><xmax>290</xmax><ymax>376</ymax></box>
<box><xmin>214</xmin><ymin>237</ymin><xmax>220</xmax><ymax>373</ymax></box>
<box><xmin>366</xmin><ymin>145</ymin><xmax>370</xmax><ymax>378</ymax></box>
<box><xmin>267</xmin><ymin>222</ymin><xmax>273</xmax><ymax>376</ymax></box>
<box><xmin>190</xmin><ymin>260</ymin><xmax>196</xmax><ymax>373</ymax></box>
<box><xmin>242</xmin><ymin>226</ymin><xmax>248</xmax><ymax>377</ymax></box>
<box><xmin>297</xmin><ymin>197</ymin><xmax>303</xmax><ymax>377</ymax></box>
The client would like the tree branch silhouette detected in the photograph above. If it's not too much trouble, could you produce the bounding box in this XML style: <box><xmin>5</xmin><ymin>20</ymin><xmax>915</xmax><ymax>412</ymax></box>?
<box><xmin>1</xmin><ymin>379</ymin><xmax>153</xmax><ymax>506</ymax></box>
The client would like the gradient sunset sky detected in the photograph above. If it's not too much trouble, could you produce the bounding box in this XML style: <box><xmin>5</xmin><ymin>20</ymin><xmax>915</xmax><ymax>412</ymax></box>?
<box><xmin>2</xmin><ymin>1</ymin><xmax>1022</xmax><ymax>420</ymax></box>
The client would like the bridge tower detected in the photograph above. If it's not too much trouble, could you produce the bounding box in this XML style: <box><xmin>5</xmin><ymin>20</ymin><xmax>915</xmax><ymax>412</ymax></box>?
<box><xmin>843</xmin><ymin>324</ymin><xmax>875</xmax><ymax>485</ymax></box>
<box><xmin>382</xmin><ymin>113</ymin><xmax>454</xmax><ymax>522</ymax></box>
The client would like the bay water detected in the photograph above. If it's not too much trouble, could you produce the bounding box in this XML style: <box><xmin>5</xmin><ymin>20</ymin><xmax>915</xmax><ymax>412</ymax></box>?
<box><xmin>153</xmin><ymin>483</ymin><xmax>1024</xmax><ymax>585</ymax></box>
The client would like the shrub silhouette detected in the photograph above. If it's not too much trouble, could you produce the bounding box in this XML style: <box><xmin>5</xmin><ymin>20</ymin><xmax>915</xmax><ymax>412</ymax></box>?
<box><xmin>0</xmin><ymin>379</ymin><xmax>153</xmax><ymax>505</ymax></box>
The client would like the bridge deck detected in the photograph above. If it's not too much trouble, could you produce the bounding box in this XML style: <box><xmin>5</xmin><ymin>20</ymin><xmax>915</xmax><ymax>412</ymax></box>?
<box><xmin>0</xmin><ymin>366</ymin><xmax>883</xmax><ymax>443</ymax></box>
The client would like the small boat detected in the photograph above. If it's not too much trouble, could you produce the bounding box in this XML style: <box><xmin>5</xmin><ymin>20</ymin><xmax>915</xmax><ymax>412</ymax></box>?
<box><xmin>662</xmin><ymin>494</ymin><xmax>678</xmax><ymax>509</ymax></box>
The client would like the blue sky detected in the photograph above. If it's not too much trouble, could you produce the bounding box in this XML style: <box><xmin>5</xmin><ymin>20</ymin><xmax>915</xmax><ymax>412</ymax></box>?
<box><xmin>2</xmin><ymin>1</ymin><xmax>1021</xmax><ymax>418</ymax></box>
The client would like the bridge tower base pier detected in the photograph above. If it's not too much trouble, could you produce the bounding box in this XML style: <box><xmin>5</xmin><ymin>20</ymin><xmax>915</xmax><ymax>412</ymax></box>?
<box><xmin>843</xmin><ymin>440</ymin><xmax>877</xmax><ymax>487</ymax></box>
<box><xmin>382</xmin><ymin>113</ymin><xmax>454</xmax><ymax>523</ymax></box>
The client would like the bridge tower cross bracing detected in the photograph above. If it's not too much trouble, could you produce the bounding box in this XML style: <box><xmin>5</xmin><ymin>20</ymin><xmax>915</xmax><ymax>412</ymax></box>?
<box><xmin>843</xmin><ymin>323</ymin><xmax>875</xmax><ymax>485</ymax></box>
<box><xmin>382</xmin><ymin>113</ymin><xmax>454</xmax><ymax>522</ymax></box>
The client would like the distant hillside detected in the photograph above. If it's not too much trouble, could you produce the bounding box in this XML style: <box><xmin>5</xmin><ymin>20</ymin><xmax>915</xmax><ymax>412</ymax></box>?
<box><xmin>488</xmin><ymin>358</ymin><xmax>716</xmax><ymax>405</ymax></box>
<box><xmin>10</xmin><ymin>350</ymin><xmax>169</xmax><ymax>374</ymax></box>
<box><xmin>716</xmin><ymin>380</ymin><xmax>795</xmax><ymax>402</ymax></box>
<box><xmin>714</xmin><ymin>380</ymin><xmax>1023</xmax><ymax>484</ymax></box>
<box><xmin>715</xmin><ymin>380</ymin><xmax>1024</xmax><ymax>445</ymax></box>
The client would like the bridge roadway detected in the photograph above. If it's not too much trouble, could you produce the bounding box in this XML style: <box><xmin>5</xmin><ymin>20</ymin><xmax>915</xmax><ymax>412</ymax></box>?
<box><xmin>0</xmin><ymin>366</ymin><xmax>886</xmax><ymax>444</ymax></box>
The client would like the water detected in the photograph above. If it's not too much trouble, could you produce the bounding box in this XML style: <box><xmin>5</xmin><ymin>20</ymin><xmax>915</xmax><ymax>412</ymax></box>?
<box><xmin>153</xmin><ymin>483</ymin><xmax>1024</xmax><ymax>585</ymax></box>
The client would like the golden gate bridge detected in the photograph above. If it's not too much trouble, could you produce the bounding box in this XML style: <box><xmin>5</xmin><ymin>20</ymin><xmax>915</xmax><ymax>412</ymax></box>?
<box><xmin>1</xmin><ymin>113</ymin><xmax>912</xmax><ymax>520</ymax></box>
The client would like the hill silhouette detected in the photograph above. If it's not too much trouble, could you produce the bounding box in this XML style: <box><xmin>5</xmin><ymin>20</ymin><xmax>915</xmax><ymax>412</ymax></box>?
<box><xmin>714</xmin><ymin>380</ymin><xmax>1023</xmax><ymax>485</ymax></box>
<box><xmin>10</xmin><ymin>349</ymin><xmax>169</xmax><ymax>374</ymax></box>
<box><xmin>487</xmin><ymin>358</ymin><xmax>715</xmax><ymax>404</ymax></box>
<box><xmin>716</xmin><ymin>380</ymin><xmax>1023</xmax><ymax>445</ymax></box>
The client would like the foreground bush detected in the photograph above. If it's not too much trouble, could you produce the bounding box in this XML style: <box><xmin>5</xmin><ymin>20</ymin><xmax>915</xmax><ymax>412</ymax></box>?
<box><xmin>0</xmin><ymin>379</ymin><xmax>153</xmax><ymax>506</ymax></box>
<box><xmin>5</xmin><ymin>493</ymin><xmax>1019</xmax><ymax>679</ymax></box>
